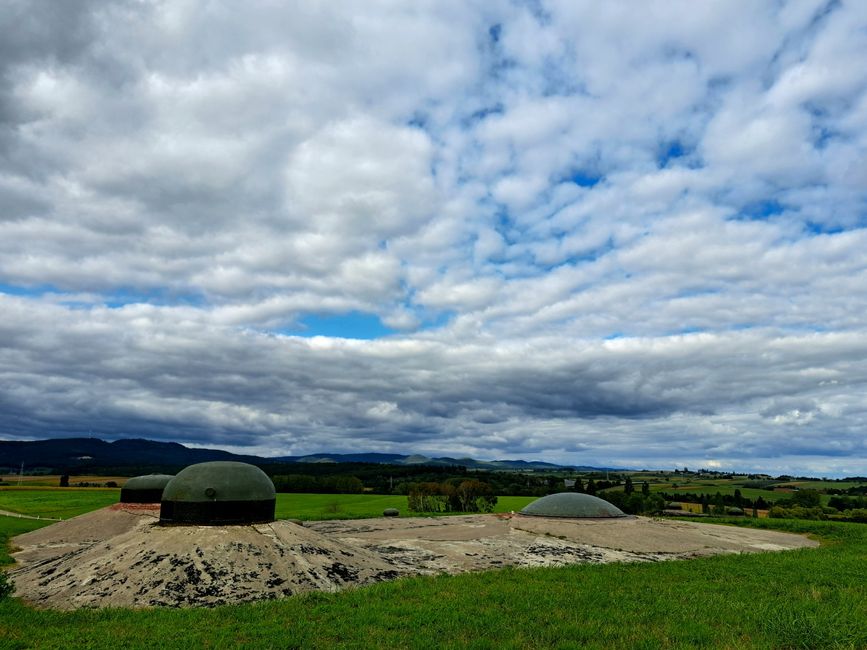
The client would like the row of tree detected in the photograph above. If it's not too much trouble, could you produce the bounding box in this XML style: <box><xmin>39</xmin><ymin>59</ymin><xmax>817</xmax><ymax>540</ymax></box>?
<box><xmin>599</xmin><ymin>490</ymin><xmax>665</xmax><ymax>515</ymax></box>
<box><xmin>769</xmin><ymin>505</ymin><xmax>867</xmax><ymax>522</ymax></box>
<box><xmin>658</xmin><ymin>490</ymin><xmax>772</xmax><ymax>511</ymax></box>
<box><xmin>271</xmin><ymin>474</ymin><xmax>364</xmax><ymax>494</ymax></box>
<box><xmin>407</xmin><ymin>480</ymin><xmax>498</xmax><ymax>513</ymax></box>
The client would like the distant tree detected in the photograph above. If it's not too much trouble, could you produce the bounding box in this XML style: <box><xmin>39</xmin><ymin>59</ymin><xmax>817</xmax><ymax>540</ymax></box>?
<box><xmin>792</xmin><ymin>489</ymin><xmax>822</xmax><ymax>507</ymax></box>
<box><xmin>408</xmin><ymin>480</ymin><xmax>496</xmax><ymax>513</ymax></box>
<box><xmin>573</xmin><ymin>477</ymin><xmax>585</xmax><ymax>493</ymax></box>
<box><xmin>641</xmin><ymin>481</ymin><xmax>650</xmax><ymax>496</ymax></box>
<box><xmin>408</xmin><ymin>482</ymin><xmax>450</xmax><ymax>512</ymax></box>
<box><xmin>328</xmin><ymin>476</ymin><xmax>364</xmax><ymax>494</ymax></box>
<box><xmin>272</xmin><ymin>474</ymin><xmax>319</xmax><ymax>493</ymax></box>
<box><xmin>585</xmin><ymin>479</ymin><xmax>597</xmax><ymax>495</ymax></box>
<box><xmin>601</xmin><ymin>490</ymin><xmax>664</xmax><ymax>515</ymax></box>
<box><xmin>455</xmin><ymin>479</ymin><xmax>497</xmax><ymax>513</ymax></box>
<box><xmin>59</xmin><ymin>474</ymin><xmax>69</xmax><ymax>487</ymax></box>
<box><xmin>624</xmin><ymin>476</ymin><xmax>634</xmax><ymax>494</ymax></box>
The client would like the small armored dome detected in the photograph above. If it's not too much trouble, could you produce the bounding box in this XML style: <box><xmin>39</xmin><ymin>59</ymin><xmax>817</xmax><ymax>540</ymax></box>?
<box><xmin>120</xmin><ymin>474</ymin><xmax>174</xmax><ymax>503</ymax></box>
<box><xmin>160</xmin><ymin>461</ymin><xmax>276</xmax><ymax>525</ymax></box>
<box><xmin>519</xmin><ymin>492</ymin><xmax>627</xmax><ymax>518</ymax></box>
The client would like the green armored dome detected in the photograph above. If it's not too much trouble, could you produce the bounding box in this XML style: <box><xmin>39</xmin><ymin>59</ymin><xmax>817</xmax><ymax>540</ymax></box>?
<box><xmin>160</xmin><ymin>461</ymin><xmax>276</xmax><ymax>525</ymax></box>
<box><xmin>120</xmin><ymin>474</ymin><xmax>174</xmax><ymax>503</ymax></box>
<box><xmin>519</xmin><ymin>492</ymin><xmax>627</xmax><ymax>518</ymax></box>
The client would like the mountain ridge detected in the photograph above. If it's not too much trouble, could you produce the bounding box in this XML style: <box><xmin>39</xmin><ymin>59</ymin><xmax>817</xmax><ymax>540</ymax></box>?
<box><xmin>0</xmin><ymin>437</ymin><xmax>619</xmax><ymax>472</ymax></box>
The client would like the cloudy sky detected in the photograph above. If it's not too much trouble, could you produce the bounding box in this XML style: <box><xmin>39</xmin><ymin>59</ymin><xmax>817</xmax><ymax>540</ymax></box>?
<box><xmin>1</xmin><ymin>1</ymin><xmax>866</xmax><ymax>476</ymax></box>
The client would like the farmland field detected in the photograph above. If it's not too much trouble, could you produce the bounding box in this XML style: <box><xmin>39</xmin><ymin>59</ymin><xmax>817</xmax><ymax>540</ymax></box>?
<box><xmin>648</xmin><ymin>483</ymin><xmax>799</xmax><ymax>503</ymax></box>
<box><xmin>0</xmin><ymin>475</ymin><xmax>130</xmax><ymax>487</ymax></box>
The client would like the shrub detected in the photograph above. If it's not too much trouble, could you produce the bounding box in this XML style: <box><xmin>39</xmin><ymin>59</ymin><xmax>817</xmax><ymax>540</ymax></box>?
<box><xmin>407</xmin><ymin>480</ymin><xmax>497</xmax><ymax>513</ymax></box>
<box><xmin>0</xmin><ymin>571</ymin><xmax>13</xmax><ymax>600</ymax></box>
<box><xmin>769</xmin><ymin>505</ymin><xmax>827</xmax><ymax>520</ymax></box>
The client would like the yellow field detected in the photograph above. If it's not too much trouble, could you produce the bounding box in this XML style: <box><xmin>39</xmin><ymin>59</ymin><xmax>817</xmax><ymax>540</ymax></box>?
<box><xmin>0</xmin><ymin>475</ymin><xmax>130</xmax><ymax>487</ymax></box>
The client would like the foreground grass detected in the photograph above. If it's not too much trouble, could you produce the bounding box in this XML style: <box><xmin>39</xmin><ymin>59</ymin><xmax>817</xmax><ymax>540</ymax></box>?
<box><xmin>1</xmin><ymin>516</ymin><xmax>865</xmax><ymax>649</ymax></box>
<box><xmin>0</xmin><ymin>518</ymin><xmax>52</xmax><ymax>565</ymax></box>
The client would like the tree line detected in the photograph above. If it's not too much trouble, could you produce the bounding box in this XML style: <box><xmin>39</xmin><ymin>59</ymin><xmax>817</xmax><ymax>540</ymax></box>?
<box><xmin>407</xmin><ymin>479</ymin><xmax>498</xmax><ymax>513</ymax></box>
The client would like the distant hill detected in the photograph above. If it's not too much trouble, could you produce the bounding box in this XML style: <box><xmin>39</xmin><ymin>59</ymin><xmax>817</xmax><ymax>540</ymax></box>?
<box><xmin>259</xmin><ymin>451</ymin><xmax>611</xmax><ymax>471</ymax></box>
<box><xmin>0</xmin><ymin>437</ymin><xmax>263</xmax><ymax>472</ymax></box>
<box><xmin>0</xmin><ymin>437</ymin><xmax>616</xmax><ymax>473</ymax></box>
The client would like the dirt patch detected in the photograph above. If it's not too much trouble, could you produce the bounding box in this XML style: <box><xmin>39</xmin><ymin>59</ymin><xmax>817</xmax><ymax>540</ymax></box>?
<box><xmin>10</xmin><ymin>509</ymin><xmax>817</xmax><ymax>610</ymax></box>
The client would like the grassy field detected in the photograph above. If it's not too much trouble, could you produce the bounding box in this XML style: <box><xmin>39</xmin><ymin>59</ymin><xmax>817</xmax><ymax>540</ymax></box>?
<box><xmin>1</xmin><ymin>512</ymin><xmax>865</xmax><ymax>648</ymax></box>
<box><xmin>0</xmin><ymin>489</ymin><xmax>535</xmax><ymax>522</ymax></box>
<box><xmin>0</xmin><ymin>518</ymin><xmax>52</xmax><ymax>565</ymax></box>
<box><xmin>775</xmin><ymin>480</ymin><xmax>865</xmax><ymax>490</ymax></box>
<box><xmin>0</xmin><ymin>488</ymin><xmax>120</xmax><ymax>519</ymax></box>
<box><xmin>276</xmin><ymin>493</ymin><xmax>535</xmax><ymax>520</ymax></box>
<box><xmin>648</xmin><ymin>483</ymin><xmax>797</xmax><ymax>503</ymax></box>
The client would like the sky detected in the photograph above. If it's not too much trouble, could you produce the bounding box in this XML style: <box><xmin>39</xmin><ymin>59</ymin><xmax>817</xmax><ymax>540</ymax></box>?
<box><xmin>1</xmin><ymin>1</ymin><xmax>866</xmax><ymax>477</ymax></box>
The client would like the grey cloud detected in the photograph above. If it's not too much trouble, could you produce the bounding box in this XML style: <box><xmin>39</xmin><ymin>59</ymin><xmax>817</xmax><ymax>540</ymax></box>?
<box><xmin>3</xmin><ymin>297</ymin><xmax>867</xmax><ymax>474</ymax></box>
<box><xmin>2</xmin><ymin>2</ymin><xmax>867</xmax><ymax>475</ymax></box>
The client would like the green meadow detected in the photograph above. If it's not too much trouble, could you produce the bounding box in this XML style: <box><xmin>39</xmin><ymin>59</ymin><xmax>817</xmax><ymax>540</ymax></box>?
<box><xmin>0</xmin><ymin>489</ymin><xmax>536</xmax><ymax>522</ymax></box>
<box><xmin>0</xmin><ymin>487</ymin><xmax>120</xmax><ymax>519</ymax></box>
<box><xmin>2</xmin><ymin>490</ymin><xmax>866</xmax><ymax>648</ymax></box>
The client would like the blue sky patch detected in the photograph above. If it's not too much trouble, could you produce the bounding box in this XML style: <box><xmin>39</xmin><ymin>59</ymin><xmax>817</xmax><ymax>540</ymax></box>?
<box><xmin>283</xmin><ymin>311</ymin><xmax>396</xmax><ymax>339</ymax></box>
<box><xmin>738</xmin><ymin>199</ymin><xmax>785</xmax><ymax>220</ymax></box>
<box><xmin>658</xmin><ymin>141</ymin><xmax>688</xmax><ymax>167</ymax></box>
<box><xmin>805</xmin><ymin>221</ymin><xmax>844</xmax><ymax>235</ymax></box>
<box><xmin>0</xmin><ymin>283</ymin><xmax>57</xmax><ymax>297</ymax></box>
<box><xmin>568</xmin><ymin>170</ymin><xmax>602</xmax><ymax>188</ymax></box>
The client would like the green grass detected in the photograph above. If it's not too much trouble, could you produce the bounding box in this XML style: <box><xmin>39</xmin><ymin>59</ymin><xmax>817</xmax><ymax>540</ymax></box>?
<box><xmin>655</xmin><ymin>483</ymin><xmax>787</xmax><ymax>501</ymax></box>
<box><xmin>0</xmin><ymin>518</ymin><xmax>53</xmax><ymax>566</ymax></box>
<box><xmin>3</xmin><ymin>491</ymin><xmax>865</xmax><ymax>648</ymax></box>
<box><xmin>0</xmin><ymin>488</ymin><xmax>535</xmax><ymax>523</ymax></box>
<box><xmin>0</xmin><ymin>488</ymin><xmax>120</xmax><ymax>519</ymax></box>
<box><xmin>776</xmin><ymin>481</ymin><xmax>866</xmax><ymax>490</ymax></box>
<box><xmin>1</xmin><ymin>516</ymin><xmax>865</xmax><ymax>649</ymax></box>
<box><xmin>275</xmin><ymin>493</ymin><xmax>407</xmax><ymax>520</ymax></box>
<box><xmin>644</xmin><ymin>482</ymin><xmax>837</xmax><ymax>505</ymax></box>
<box><xmin>275</xmin><ymin>494</ymin><xmax>534</xmax><ymax>520</ymax></box>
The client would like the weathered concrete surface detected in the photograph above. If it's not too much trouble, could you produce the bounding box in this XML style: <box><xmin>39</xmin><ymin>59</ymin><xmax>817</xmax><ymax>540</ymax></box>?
<box><xmin>509</xmin><ymin>515</ymin><xmax>817</xmax><ymax>555</ymax></box>
<box><xmin>307</xmin><ymin>514</ymin><xmax>818</xmax><ymax>573</ymax></box>
<box><xmin>11</xmin><ymin>505</ymin><xmax>402</xmax><ymax>609</ymax></box>
<box><xmin>10</xmin><ymin>507</ymin><xmax>818</xmax><ymax>610</ymax></box>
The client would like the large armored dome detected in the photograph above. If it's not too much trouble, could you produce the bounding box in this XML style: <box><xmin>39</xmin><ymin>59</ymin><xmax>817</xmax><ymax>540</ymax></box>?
<box><xmin>160</xmin><ymin>461</ymin><xmax>276</xmax><ymax>525</ymax></box>
<box><xmin>519</xmin><ymin>492</ymin><xmax>627</xmax><ymax>518</ymax></box>
<box><xmin>120</xmin><ymin>474</ymin><xmax>174</xmax><ymax>503</ymax></box>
